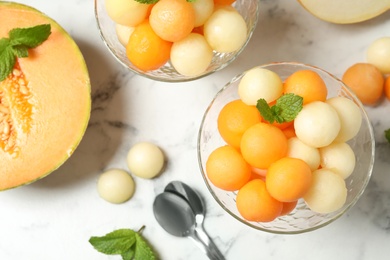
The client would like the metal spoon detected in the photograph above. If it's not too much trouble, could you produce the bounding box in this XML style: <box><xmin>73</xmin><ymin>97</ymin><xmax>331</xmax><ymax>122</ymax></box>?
<box><xmin>153</xmin><ymin>190</ymin><xmax>225</xmax><ymax>260</ymax></box>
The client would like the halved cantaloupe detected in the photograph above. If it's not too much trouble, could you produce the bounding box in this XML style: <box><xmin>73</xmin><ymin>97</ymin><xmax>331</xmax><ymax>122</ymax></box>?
<box><xmin>0</xmin><ymin>2</ymin><xmax>91</xmax><ymax>190</ymax></box>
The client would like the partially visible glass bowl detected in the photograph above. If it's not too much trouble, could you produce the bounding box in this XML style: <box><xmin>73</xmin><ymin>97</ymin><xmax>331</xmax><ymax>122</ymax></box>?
<box><xmin>197</xmin><ymin>62</ymin><xmax>375</xmax><ymax>234</ymax></box>
<box><xmin>94</xmin><ymin>0</ymin><xmax>259</xmax><ymax>82</ymax></box>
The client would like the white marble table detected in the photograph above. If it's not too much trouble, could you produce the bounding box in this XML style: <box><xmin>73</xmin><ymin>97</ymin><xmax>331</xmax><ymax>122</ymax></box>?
<box><xmin>1</xmin><ymin>0</ymin><xmax>390</xmax><ymax>259</ymax></box>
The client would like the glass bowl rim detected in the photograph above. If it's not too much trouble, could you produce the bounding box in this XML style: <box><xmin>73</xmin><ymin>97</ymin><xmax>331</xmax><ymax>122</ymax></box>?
<box><xmin>196</xmin><ymin>61</ymin><xmax>376</xmax><ymax>234</ymax></box>
<box><xmin>93</xmin><ymin>0</ymin><xmax>260</xmax><ymax>83</ymax></box>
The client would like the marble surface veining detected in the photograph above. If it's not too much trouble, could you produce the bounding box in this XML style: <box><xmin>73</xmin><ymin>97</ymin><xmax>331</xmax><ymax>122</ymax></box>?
<box><xmin>1</xmin><ymin>0</ymin><xmax>390</xmax><ymax>259</ymax></box>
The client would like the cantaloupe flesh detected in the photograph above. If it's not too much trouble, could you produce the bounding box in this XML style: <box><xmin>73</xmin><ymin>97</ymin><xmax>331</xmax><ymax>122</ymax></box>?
<box><xmin>0</xmin><ymin>2</ymin><xmax>91</xmax><ymax>190</ymax></box>
<box><xmin>298</xmin><ymin>0</ymin><xmax>390</xmax><ymax>24</ymax></box>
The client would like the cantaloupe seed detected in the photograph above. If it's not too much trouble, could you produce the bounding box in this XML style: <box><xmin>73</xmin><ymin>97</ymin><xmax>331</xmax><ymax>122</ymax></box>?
<box><xmin>0</xmin><ymin>62</ymin><xmax>33</xmax><ymax>156</ymax></box>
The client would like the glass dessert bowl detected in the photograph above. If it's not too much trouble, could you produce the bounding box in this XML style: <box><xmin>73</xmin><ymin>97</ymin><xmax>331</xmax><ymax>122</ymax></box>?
<box><xmin>94</xmin><ymin>0</ymin><xmax>259</xmax><ymax>82</ymax></box>
<box><xmin>197</xmin><ymin>62</ymin><xmax>375</xmax><ymax>234</ymax></box>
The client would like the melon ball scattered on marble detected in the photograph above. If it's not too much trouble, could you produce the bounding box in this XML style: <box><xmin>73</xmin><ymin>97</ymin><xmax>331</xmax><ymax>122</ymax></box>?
<box><xmin>238</xmin><ymin>67</ymin><xmax>283</xmax><ymax>105</ymax></box>
<box><xmin>170</xmin><ymin>33</ymin><xmax>213</xmax><ymax>76</ymax></box>
<box><xmin>97</xmin><ymin>169</ymin><xmax>135</xmax><ymax>204</ymax></box>
<box><xmin>127</xmin><ymin>142</ymin><xmax>165</xmax><ymax>179</ymax></box>
<box><xmin>366</xmin><ymin>36</ymin><xmax>390</xmax><ymax>74</ymax></box>
<box><xmin>105</xmin><ymin>0</ymin><xmax>150</xmax><ymax>27</ymax></box>
<box><xmin>303</xmin><ymin>168</ymin><xmax>347</xmax><ymax>214</ymax></box>
<box><xmin>319</xmin><ymin>142</ymin><xmax>356</xmax><ymax>179</ymax></box>
<box><xmin>191</xmin><ymin>0</ymin><xmax>214</xmax><ymax>27</ymax></box>
<box><xmin>287</xmin><ymin>137</ymin><xmax>321</xmax><ymax>171</ymax></box>
<box><xmin>203</xmin><ymin>5</ymin><xmax>247</xmax><ymax>53</ymax></box>
<box><xmin>115</xmin><ymin>23</ymin><xmax>134</xmax><ymax>46</ymax></box>
<box><xmin>326</xmin><ymin>96</ymin><xmax>362</xmax><ymax>143</ymax></box>
<box><xmin>294</xmin><ymin>101</ymin><xmax>341</xmax><ymax>148</ymax></box>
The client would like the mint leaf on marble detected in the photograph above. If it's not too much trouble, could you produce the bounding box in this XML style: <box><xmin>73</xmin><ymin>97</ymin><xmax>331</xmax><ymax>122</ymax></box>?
<box><xmin>256</xmin><ymin>93</ymin><xmax>303</xmax><ymax>124</ymax></box>
<box><xmin>0</xmin><ymin>24</ymin><xmax>51</xmax><ymax>82</ymax></box>
<box><xmin>89</xmin><ymin>226</ymin><xmax>157</xmax><ymax>260</ymax></box>
<box><xmin>385</xmin><ymin>129</ymin><xmax>390</xmax><ymax>143</ymax></box>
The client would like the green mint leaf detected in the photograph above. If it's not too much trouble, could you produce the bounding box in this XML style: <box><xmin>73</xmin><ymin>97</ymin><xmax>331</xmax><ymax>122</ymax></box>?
<box><xmin>256</xmin><ymin>98</ymin><xmax>275</xmax><ymax>123</ymax></box>
<box><xmin>121</xmin><ymin>248</ymin><xmax>135</xmax><ymax>260</ymax></box>
<box><xmin>12</xmin><ymin>45</ymin><xmax>29</xmax><ymax>58</ymax></box>
<box><xmin>9</xmin><ymin>24</ymin><xmax>51</xmax><ymax>48</ymax></box>
<box><xmin>276</xmin><ymin>93</ymin><xmax>303</xmax><ymax>122</ymax></box>
<box><xmin>134</xmin><ymin>233</ymin><xmax>157</xmax><ymax>260</ymax></box>
<box><xmin>133</xmin><ymin>0</ymin><xmax>159</xmax><ymax>4</ymax></box>
<box><xmin>0</xmin><ymin>43</ymin><xmax>15</xmax><ymax>82</ymax></box>
<box><xmin>89</xmin><ymin>229</ymin><xmax>136</xmax><ymax>255</ymax></box>
<box><xmin>256</xmin><ymin>94</ymin><xmax>303</xmax><ymax>124</ymax></box>
<box><xmin>385</xmin><ymin>129</ymin><xmax>390</xmax><ymax>143</ymax></box>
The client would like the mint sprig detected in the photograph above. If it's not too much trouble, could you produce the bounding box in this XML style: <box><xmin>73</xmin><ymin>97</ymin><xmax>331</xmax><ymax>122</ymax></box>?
<box><xmin>256</xmin><ymin>93</ymin><xmax>303</xmax><ymax>124</ymax></box>
<box><xmin>385</xmin><ymin>129</ymin><xmax>390</xmax><ymax>143</ymax></box>
<box><xmin>0</xmin><ymin>24</ymin><xmax>51</xmax><ymax>82</ymax></box>
<box><xmin>89</xmin><ymin>226</ymin><xmax>157</xmax><ymax>260</ymax></box>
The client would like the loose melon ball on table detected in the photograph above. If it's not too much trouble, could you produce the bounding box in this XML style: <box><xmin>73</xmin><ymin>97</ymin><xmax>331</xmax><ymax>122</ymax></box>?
<box><xmin>217</xmin><ymin>99</ymin><xmax>262</xmax><ymax>149</ymax></box>
<box><xmin>238</xmin><ymin>67</ymin><xmax>283</xmax><ymax>105</ymax></box>
<box><xmin>115</xmin><ymin>23</ymin><xmax>134</xmax><ymax>46</ymax></box>
<box><xmin>170</xmin><ymin>33</ymin><xmax>213</xmax><ymax>76</ymax></box>
<box><xmin>283</xmin><ymin>69</ymin><xmax>328</xmax><ymax>105</ymax></box>
<box><xmin>304</xmin><ymin>168</ymin><xmax>347</xmax><ymax>214</ymax></box>
<box><xmin>0</xmin><ymin>3</ymin><xmax>91</xmax><ymax>190</ymax></box>
<box><xmin>236</xmin><ymin>179</ymin><xmax>283</xmax><ymax>222</ymax></box>
<box><xmin>105</xmin><ymin>0</ymin><xmax>150</xmax><ymax>27</ymax></box>
<box><xmin>203</xmin><ymin>5</ymin><xmax>247</xmax><ymax>53</ymax></box>
<box><xmin>366</xmin><ymin>37</ymin><xmax>390</xmax><ymax>74</ymax></box>
<box><xmin>149</xmin><ymin>0</ymin><xmax>196</xmax><ymax>42</ymax></box>
<box><xmin>286</xmin><ymin>136</ymin><xmax>321</xmax><ymax>171</ymax></box>
<box><xmin>191</xmin><ymin>0</ymin><xmax>214</xmax><ymax>27</ymax></box>
<box><xmin>127</xmin><ymin>142</ymin><xmax>165</xmax><ymax>179</ymax></box>
<box><xmin>97</xmin><ymin>169</ymin><xmax>135</xmax><ymax>204</ymax></box>
<box><xmin>266</xmin><ymin>157</ymin><xmax>312</xmax><ymax>202</ymax></box>
<box><xmin>294</xmin><ymin>101</ymin><xmax>341</xmax><ymax>148</ymax></box>
<box><xmin>326</xmin><ymin>97</ymin><xmax>362</xmax><ymax>143</ymax></box>
<box><xmin>385</xmin><ymin>76</ymin><xmax>390</xmax><ymax>100</ymax></box>
<box><xmin>240</xmin><ymin>122</ymin><xmax>288</xmax><ymax>169</ymax></box>
<box><xmin>342</xmin><ymin>63</ymin><xmax>384</xmax><ymax>105</ymax></box>
<box><xmin>206</xmin><ymin>145</ymin><xmax>251</xmax><ymax>191</ymax></box>
<box><xmin>319</xmin><ymin>142</ymin><xmax>356</xmax><ymax>179</ymax></box>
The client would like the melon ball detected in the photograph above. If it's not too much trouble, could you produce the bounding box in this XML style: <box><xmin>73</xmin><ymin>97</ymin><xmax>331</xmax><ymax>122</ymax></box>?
<box><xmin>115</xmin><ymin>23</ymin><xmax>135</xmax><ymax>46</ymax></box>
<box><xmin>203</xmin><ymin>5</ymin><xmax>247</xmax><ymax>53</ymax></box>
<box><xmin>303</xmin><ymin>168</ymin><xmax>347</xmax><ymax>214</ymax></box>
<box><xmin>97</xmin><ymin>169</ymin><xmax>135</xmax><ymax>204</ymax></box>
<box><xmin>294</xmin><ymin>101</ymin><xmax>340</xmax><ymax>148</ymax></box>
<box><xmin>287</xmin><ymin>137</ymin><xmax>320</xmax><ymax>171</ymax></box>
<box><xmin>366</xmin><ymin>37</ymin><xmax>390</xmax><ymax>74</ymax></box>
<box><xmin>127</xmin><ymin>142</ymin><xmax>165</xmax><ymax>179</ymax></box>
<box><xmin>170</xmin><ymin>33</ymin><xmax>213</xmax><ymax>77</ymax></box>
<box><xmin>105</xmin><ymin>0</ymin><xmax>150</xmax><ymax>27</ymax></box>
<box><xmin>326</xmin><ymin>97</ymin><xmax>362</xmax><ymax>143</ymax></box>
<box><xmin>319</xmin><ymin>142</ymin><xmax>356</xmax><ymax>179</ymax></box>
<box><xmin>191</xmin><ymin>0</ymin><xmax>214</xmax><ymax>27</ymax></box>
<box><xmin>238</xmin><ymin>67</ymin><xmax>283</xmax><ymax>105</ymax></box>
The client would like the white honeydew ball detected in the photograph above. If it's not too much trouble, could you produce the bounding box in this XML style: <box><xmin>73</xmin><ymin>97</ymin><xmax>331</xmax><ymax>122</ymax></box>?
<box><xmin>238</xmin><ymin>67</ymin><xmax>283</xmax><ymax>105</ymax></box>
<box><xmin>127</xmin><ymin>142</ymin><xmax>165</xmax><ymax>179</ymax></box>
<box><xmin>294</xmin><ymin>101</ymin><xmax>341</xmax><ymax>148</ymax></box>
<box><xmin>319</xmin><ymin>142</ymin><xmax>356</xmax><ymax>179</ymax></box>
<box><xmin>97</xmin><ymin>169</ymin><xmax>135</xmax><ymax>204</ymax></box>
<box><xmin>366</xmin><ymin>37</ymin><xmax>390</xmax><ymax>74</ymax></box>
<box><xmin>287</xmin><ymin>137</ymin><xmax>320</xmax><ymax>171</ymax></box>
<box><xmin>326</xmin><ymin>97</ymin><xmax>362</xmax><ymax>143</ymax></box>
<box><xmin>303</xmin><ymin>168</ymin><xmax>347</xmax><ymax>214</ymax></box>
<box><xmin>105</xmin><ymin>0</ymin><xmax>150</xmax><ymax>26</ymax></box>
<box><xmin>191</xmin><ymin>0</ymin><xmax>214</xmax><ymax>27</ymax></box>
<box><xmin>170</xmin><ymin>33</ymin><xmax>213</xmax><ymax>76</ymax></box>
<box><xmin>115</xmin><ymin>23</ymin><xmax>135</xmax><ymax>46</ymax></box>
<box><xmin>203</xmin><ymin>5</ymin><xmax>247</xmax><ymax>53</ymax></box>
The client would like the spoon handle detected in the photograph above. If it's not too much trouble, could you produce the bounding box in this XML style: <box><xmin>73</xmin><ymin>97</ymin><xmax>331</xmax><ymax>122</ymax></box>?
<box><xmin>189</xmin><ymin>226</ymin><xmax>225</xmax><ymax>260</ymax></box>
